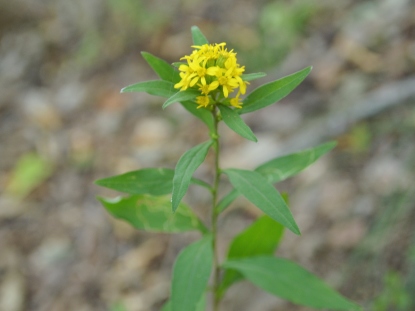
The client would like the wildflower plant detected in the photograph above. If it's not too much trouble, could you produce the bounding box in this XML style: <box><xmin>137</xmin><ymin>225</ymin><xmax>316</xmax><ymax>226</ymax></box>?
<box><xmin>96</xmin><ymin>27</ymin><xmax>361</xmax><ymax>311</ymax></box>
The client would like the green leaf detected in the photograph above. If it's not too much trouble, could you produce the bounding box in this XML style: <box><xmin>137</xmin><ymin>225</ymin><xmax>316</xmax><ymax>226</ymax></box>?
<box><xmin>95</xmin><ymin>168</ymin><xmax>210</xmax><ymax>196</ymax></box>
<box><xmin>216</xmin><ymin>141</ymin><xmax>336</xmax><ymax>213</ymax></box>
<box><xmin>218</xmin><ymin>216</ymin><xmax>284</xmax><ymax>297</ymax></box>
<box><xmin>256</xmin><ymin>141</ymin><xmax>337</xmax><ymax>184</ymax></box>
<box><xmin>223</xmin><ymin>169</ymin><xmax>300</xmax><ymax>235</ymax></box>
<box><xmin>162</xmin><ymin>295</ymin><xmax>206</xmax><ymax>311</ymax></box>
<box><xmin>239</xmin><ymin>66</ymin><xmax>312</xmax><ymax>114</ymax></box>
<box><xmin>241</xmin><ymin>72</ymin><xmax>267</xmax><ymax>82</ymax></box>
<box><xmin>141</xmin><ymin>52</ymin><xmax>180</xmax><ymax>83</ymax></box>
<box><xmin>163</xmin><ymin>89</ymin><xmax>200</xmax><ymax>109</ymax></box>
<box><xmin>171</xmin><ymin>236</ymin><xmax>212</xmax><ymax>311</ymax></box>
<box><xmin>95</xmin><ymin>168</ymin><xmax>175</xmax><ymax>196</ymax></box>
<box><xmin>181</xmin><ymin>101</ymin><xmax>215</xmax><ymax>132</ymax></box>
<box><xmin>223</xmin><ymin>256</ymin><xmax>361</xmax><ymax>311</ymax></box>
<box><xmin>160</xmin><ymin>301</ymin><xmax>171</xmax><ymax>311</ymax></box>
<box><xmin>172</xmin><ymin>141</ymin><xmax>213</xmax><ymax>212</ymax></box>
<box><xmin>191</xmin><ymin>26</ymin><xmax>209</xmax><ymax>46</ymax></box>
<box><xmin>98</xmin><ymin>195</ymin><xmax>207</xmax><ymax>233</ymax></box>
<box><xmin>218</xmin><ymin>105</ymin><xmax>257</xmax><ymax>142</ymax></box>
<box><xmin>121</xmin><ymin>80</ymin><xmax>177</xmax><ymax>98</ymax></box>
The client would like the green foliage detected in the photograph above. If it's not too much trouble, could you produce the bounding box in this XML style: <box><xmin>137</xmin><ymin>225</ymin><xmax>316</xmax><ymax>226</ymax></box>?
<box><xmin>223</xmin><ymin>256</ymin><xmax>361</xmax><ymax>311</ymax></box>
<box><xmin>217</xmin><ymin>141</ymin><xmax>337</xmax><ymax>212</ymax></box>
<box><xmin>95</xmin><ymin>27</ymin><xmax>359</xmax><ymax>311</ymax></box>
<box><xmin>163</xmin><ymin>89</ymin><xmax>200</xmax><ymax>109</ymax></box>
<box><xmin>240</xmin><ymin>66</ymin><xmax>312</xmax><ymax>114</ymax></box>
<box><xmin>95</xmin><ymin>168</ymin><xmax>210</xmax><ymax>196</ymax></box>
<box><xmin>218</xmin><ymin>105</ymin><xmax>257</xmax><ymax>142</ymax></box>
<box><xmin>256</xmin><ymin>141</ymin><xmax>337</xmax><ymax>182</ymax></box>
<box><xmin>95</xmin><ymin>168</ymin><xmax>175</xmax><ymax>196</ymax></box>
<box><xmin>191</xmin><ymin>26</ymin><xmax>209</xmax><ymax>45</ymax></box>
<box><xmin>161</xmin><ymin>295</ymin><xmax>206</xmax><ymax>311</ymax></box>
<box><xmin>171</xmin><ymin>236</ymin><xmax>212</xmax><ymax>311</ymax></box>
<box><xmin>241</xmin><ymin>72</ymin><xmax>267</xmax><ymax>82</ymax></box>
<box><xmin>181</xmin><ymin>101</ymin><xmax>215</xmax><ymax>132</ymax></box>
<box><xmin>172</xmin><ymin>140</ymin><xmax>213</xmax><ymax>212</ymax></box>
<box><xmin>98</xmin><ymin>195</ymin><xmax>206</xmax><ymax>233</ymax></box>
<box><xmin>121</xmin><ymin>80</ymin><xmax>177</xmax><ymax>97</ymax></box>
<box><xmin>223</xmin><ymin>169</ymin><xmax>300</xmax><ymax>235</ymax></box>
<box><xmin>218</xmin><ymin>215</ymin><xmax>284</xmax><ymax>297</ymax></box>
<box><xmin>141</xmin><ymin>52</ymin><xmax>180</xmax><ymax>83</ymax></box>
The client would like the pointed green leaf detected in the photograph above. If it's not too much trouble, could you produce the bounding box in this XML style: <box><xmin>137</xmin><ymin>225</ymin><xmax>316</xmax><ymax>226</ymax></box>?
<box><xmin>95</xmin><ymin>168</ymin><xmax>210</xmax><ymax>196</ymax></box>
<box><xmin>228</xmin><ymin>215</ymin><xmax>284</xmax><ymax>257</ymax></box>
<box><xmin>98</xmin><ymin>195</ymin><xmax>207</xmax><ymax>233</ymax></box>
<box><xmin>172</xmin><ymin>141</ymin><xmax>213</xmax><ymax>212</ymax></box>
<box><xmin>162</xmin><ymin>294</ymin><xmax>206</xmax><ymax>311</ymax></box>
<box><xmin>95</xmin><ymin>168</ymin><xmax>175</xmax><ymax>196</ymax></box>
<box><xmin>121</xmin><ymin>80</ymin><xmax>177</xmax><ymax>98</ymax></box>
<box><xmin>141</xmin><ymin>52</ymin><xmax>180</xmax><ymax>83</ymax></box>
<box><xmin>241</xmin><ymin>72</ymin><xmax>267</xmax><ymax>82</ymax></box>
<box><xmin>223</xmin><ymin>256</ymin><xmax>361</xmax><ymax>311</ymax></box>
<box><xmin>163</xmin><ymin>89</ymin><xmax>200</xmax><ymax>109</ymax></box>
<box><xmin>191</xmin><ymin>26</ymin><xmax>209</xmax><ymax>46</ymax></box>
<box><xmin>181</xmin><ymin>101</ymin><xmax>215</xmax><ymax>132</ymax></box>
<box><xmin>223</xmin><ymin>169</ymin><xmax>300</xmax><ymax>235</ymax></box>
<box><xmin>171</xmin><ymin>236</ymin><xmax>212</xmax><ymax>311</ymax></box>
<box><xmin>256</xmin><ymin>141</ymin><xmax>337</xmax><ymax>183</ymax></box>
<box><xmin>218</xmin><ymin>105</ymin><xmax>257</xmax><ymax>142</ymax></box>
<box><xmin>216</xmin><ymin>141</ymin><xmax>336</xmax><ymax>213</ymax></box>
<box><xmin>218</xmin><ymin>216</ymin><xmax>284</xmax><ymax>297</ymax></box>
<box><xmin>239</xmin><ymin>66</ymin><xmax>312</xmax><ymax>114</ymax></box>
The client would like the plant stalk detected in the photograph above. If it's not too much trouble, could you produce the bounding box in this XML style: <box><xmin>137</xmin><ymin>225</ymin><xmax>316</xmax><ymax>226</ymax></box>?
<box><xmin>211</xmin><ymin>107</ymin><xmax>221</xmax><ymax>311</ymax></box>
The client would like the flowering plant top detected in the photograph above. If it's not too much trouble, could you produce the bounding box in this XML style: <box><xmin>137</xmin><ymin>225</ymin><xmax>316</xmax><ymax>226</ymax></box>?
<box><xmin>97</xmin><ymin>26</ymin><xmax>360</xmax><ymax>311</ymax></box>
<box><xmin>174</xmin><ymin>43</ymin><xmax>248</xmax><ymax>109</ymax></box>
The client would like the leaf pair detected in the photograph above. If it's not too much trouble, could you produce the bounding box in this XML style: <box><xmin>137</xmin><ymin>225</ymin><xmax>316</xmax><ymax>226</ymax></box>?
<box><xmin>224</xmin><ymin>168</ymin><xmax>300</xmax><ymax>235</ymax></box>
<box><xmin>162</xmin><ymin>212</ymin><xmax>359</xmax><ymax>311</ymax></box>
<box><xmin>217</xmin><ymin>141</ymin><xmax>337</xmax><ymax>213</ymax></box>
<box><xmin>223</xmin><ymin>256</ymin><xmax>361</xmax><ymax>311</ymax></box>
<box><xmin>98</xmin><ymin>195</ymin><xmax>207</xmax><ymax>233</ymax></box>
<box><xmin>217</xmin><ymin>214</ymin><xmax>360</xmax><ymax>310</ymax></box>
<box><xmin>95</xmin><ymin>167</ymin><xmax>210</xmax><ymax>233</ymax></box>
<box><xmin>218</xmin><ymin>215</ymin><xmax>284</xmax><ymax>297</ymax></box>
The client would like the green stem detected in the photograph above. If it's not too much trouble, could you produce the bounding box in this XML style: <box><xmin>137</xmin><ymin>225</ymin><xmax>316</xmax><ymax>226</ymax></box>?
<box><xmin>211</xmin><ymin>107</ymin><xmax>221</xmax><ymax>311</ymax></box>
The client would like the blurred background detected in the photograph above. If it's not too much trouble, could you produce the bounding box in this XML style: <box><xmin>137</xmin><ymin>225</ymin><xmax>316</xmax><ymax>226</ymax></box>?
<box><xmin>0</xmin><ymin>0</ymin><xmax>415</xmax><ymax>310</ymax></box>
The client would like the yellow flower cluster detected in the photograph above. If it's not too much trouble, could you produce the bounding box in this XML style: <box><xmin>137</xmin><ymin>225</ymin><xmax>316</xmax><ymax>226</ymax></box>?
<box><xmin>174</xmin><ymin>43</ymin><xmax>248</xmax><ymax>109</ymax></box>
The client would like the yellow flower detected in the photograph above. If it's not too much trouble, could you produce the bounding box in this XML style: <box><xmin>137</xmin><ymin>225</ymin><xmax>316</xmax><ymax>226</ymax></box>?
<box><xmin>196</xmin><ymin>95</ymin><xmax>210</xmax><ymax>109</ymax></box>
<box><xmin>198</xmin><ymin>80</ymin><xmax>219</xmax><ymax>95</ymax></box>
<box><xmin>215</xmin><ymin>68</ymin><xmax>239</xmax><ymax>98</ymax></box>
<box><xmin>174</xmin><ymin>43</ymin><xmax>248</xmax><ymax>109</ymax></box>
<box><xmin>230</xmin><ymin>93</ymin><xmax>243</xmax><ymax>109</ymax></box>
